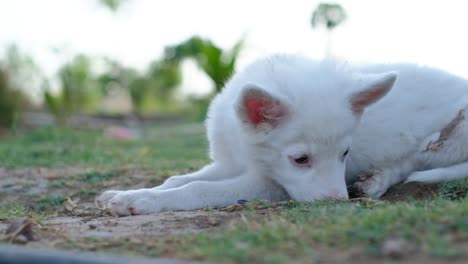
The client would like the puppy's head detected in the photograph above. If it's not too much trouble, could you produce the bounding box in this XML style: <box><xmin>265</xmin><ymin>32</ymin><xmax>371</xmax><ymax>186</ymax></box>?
<box><xmin>235</xmin><ymin>57</ymin><xmax>397</xmax><ymax>201</ymax></box>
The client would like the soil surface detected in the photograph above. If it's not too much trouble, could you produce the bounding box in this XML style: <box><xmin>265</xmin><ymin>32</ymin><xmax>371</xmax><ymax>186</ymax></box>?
<box><xmin>0</xmin><ymin>167</ymin><xmax>244</xmax><ymax>255</ymax></box>
<box><xmin>0</xmin><ymin>167</ymin><xmax>447</xmax><ymax>262</ymax></box>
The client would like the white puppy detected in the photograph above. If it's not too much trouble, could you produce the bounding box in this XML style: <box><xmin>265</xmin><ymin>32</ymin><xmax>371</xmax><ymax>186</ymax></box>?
<box><xmin>97</xmin><ymin>55</ymin><xmax>468</xmax><ymax>216</ymax></box>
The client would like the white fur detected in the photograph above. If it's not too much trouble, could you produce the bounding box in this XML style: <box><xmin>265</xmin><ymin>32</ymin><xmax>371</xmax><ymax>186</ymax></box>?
<box><xmin>96</xmin><ymin>55</ymin><xmax>468</xmax><ymax>215</ymax></box>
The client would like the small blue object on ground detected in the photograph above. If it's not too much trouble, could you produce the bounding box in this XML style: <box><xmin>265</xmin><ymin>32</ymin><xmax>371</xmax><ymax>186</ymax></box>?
<box><xmin>237</xmin><ymin>199</ymin><xmax>248</xmax><ymax>205</ymax></box>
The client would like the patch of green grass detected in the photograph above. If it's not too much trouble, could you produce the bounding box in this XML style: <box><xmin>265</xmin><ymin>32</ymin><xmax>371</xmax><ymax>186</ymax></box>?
<box><xmin>78</xmin><ymin>189</ymin><xmax>98</xmax><ymax>197</ymax></box>
<box><xmin>70</xmin><ymin>198</ymin><xmax>467</xmax><ymax>263</ymax></box>
<box><xmin>0</xmin><ymin>204</ymin><xmax>29</xmax><ymax>219</ymax></box>
<box><xmin>178</xmin><ymin>198</ymin><xmax>468</xmax><ymax>262</ymax></box>
<box><xmin>47</xmin><ymin>179</ymin><xmax>66</xmax><ymax>188</ymax></box>
<box><xmin>22</xmin><ymin>181</ymin><xmax>35</xmax><ymax>189</ymax></box>
<box><xmin>79</xmin><ymin>171</ymin><xmax>118</xmax><ymax>184</ymax></box>
<box><xmin>439</xmin><ymin>179</ymin><xmax>468</xmax><ymax>200</ymax></box>
<box><xmin>34</xmin><ymin>194</ymin><xmax>66</xmax><ymax>211</ymax></box>
<box><xmin>2</xmin><ymin>183</ymin><xmax>14</xmax><ymax>188</ymax></box>
<box><xmin>0</xmin><ymin>124</ymin><xmax>208</xmax><ymax>170</ymax></box>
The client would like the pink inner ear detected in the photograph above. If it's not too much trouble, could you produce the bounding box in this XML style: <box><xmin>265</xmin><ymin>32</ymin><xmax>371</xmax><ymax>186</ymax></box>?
<box><xmin>245</xmin><ymin>98</ymin><xmax>272</xmax><ymax>125</ymax></box>
<box><xmin>350</xmin><ymin>86</ymin><xmax>388</xmax><ymax>115</ymax></box>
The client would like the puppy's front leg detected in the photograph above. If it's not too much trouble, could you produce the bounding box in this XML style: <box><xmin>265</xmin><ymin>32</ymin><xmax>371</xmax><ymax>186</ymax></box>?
<box><xmin>101</xmin><ymin>174</ymin><xmax>286</xmax><ymax>216</ymax></box>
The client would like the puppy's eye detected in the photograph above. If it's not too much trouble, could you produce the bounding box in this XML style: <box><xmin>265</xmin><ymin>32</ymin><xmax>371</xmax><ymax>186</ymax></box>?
<box><xmin>295</xmin><ymin>155</ymin><xmax>309</xmax><ymax>164</ymax></box>
<box><xmin>288</xmin><ymin>154</ymin><xmax>312</xmax><ymax>168</ymax></box>
<box><xmin>341</xmin><ymin>148</ymin><xmax>350</xmax><ymax>162</ymax></box>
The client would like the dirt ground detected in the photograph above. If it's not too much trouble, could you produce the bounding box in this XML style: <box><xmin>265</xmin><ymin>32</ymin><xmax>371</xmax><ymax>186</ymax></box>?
<box><xmin>0</xmin><ymin>167</ymin><xmax>439</xmax><ymax>236</ymax></box>
<box><xmin>0</xmin><ymin>167</ymin><xmax>452</xmax><ymax>262</ymax></box>
<box><xmin>0</xmin><ymin>167</ymin><xmax>245</xmax><ymax>253</ymax></box>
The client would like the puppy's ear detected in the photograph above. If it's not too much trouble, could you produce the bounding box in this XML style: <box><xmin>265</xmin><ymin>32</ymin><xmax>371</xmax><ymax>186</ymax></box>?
<box><xmin>349</xmin><ymin>72</ymin><xmax>397</xmax><ymax>115</ymax></box>
<box><xmin>236</xmin><ymin>84</ymin><xmax>289</xmax><ymax>129</ymax></box>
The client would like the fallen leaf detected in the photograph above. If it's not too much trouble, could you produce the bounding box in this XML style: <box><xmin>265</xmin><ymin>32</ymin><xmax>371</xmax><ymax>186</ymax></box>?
<box><xmin>4</xmin><ymin>217</ymin><xmax>37</xmax><ymax>244</ymax></box>
<box><xmin>64</xmin><ymin>196</ymin><xmax>78</xmax><ymax>213</ymax></box>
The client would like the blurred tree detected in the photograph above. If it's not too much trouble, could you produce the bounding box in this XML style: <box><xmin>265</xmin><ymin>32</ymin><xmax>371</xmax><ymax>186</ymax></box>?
<box><xmin>0</xmin><ymin>45</ymin><xmax>37</xmax><ymax>129</ymax></box>
<box><xmin>164</xmin><ymin>36</ymin><xmax>243</xmax><ymax>119</ymax></box>
<box><xmin>59</xmin><ymin>55</ymin><xmax>100</xmax><ymax>112</ymax></box>
<box><xmin>43</xmin><ymin>55</ymin><xmax>101</xmax><ymax>124</ymax></box>
<box><xmin>127</xmin><ymin>74</ymin><xmax>149</xmax><ymax>114</ymax></box>
<box><xmin>96</xmin><ymin>59</ymin><xmax>126</xmax><ymax>96</ymax></box>
<box><xmin>4</xmin><ymin>45</ymin><xmax>43</xmax><ymax>92</ymax></box>
<box><xmin>99</xmin><ymin>0</ymin><xmax>128</xmax><ymax>12</ymax></box>
<box><xmin>146</xmin><ymin>60</ymin><xmax>181</xmax><ymax>101</ymax></box>
<box><xmin>97</xmin><ymin>58</ymin><xmax>182</xmax><ymax>115</ymax></box>
<box><xmin>311</xmin><ymin>3</ymin><xmax>347</xmax><ymax>57</ymax></box>
<box><xmin>0</xmin><ymin>67</ymin><xmax>28</xmax><ymax>128</ymax></box>
<box><xmin>165</xmin><ymin>36</ymin><xmax>243</xmax><ymax>93</ymax></box>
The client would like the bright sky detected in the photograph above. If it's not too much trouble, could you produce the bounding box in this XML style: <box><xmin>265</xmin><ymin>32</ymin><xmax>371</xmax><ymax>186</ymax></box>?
<box><xmin>1</xmin><ymin>0</ymin><xmax>468</xmax><ymax>96</ymax></box>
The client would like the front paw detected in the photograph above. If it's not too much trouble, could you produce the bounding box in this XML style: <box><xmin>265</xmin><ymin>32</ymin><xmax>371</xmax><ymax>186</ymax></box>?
<box><xmin>95</xmin><ymin>190</ymin><xmax>123</xmax><ymax>209</ymax></box>
<box><xmin>351</xmin><ymin>169</ymin><xmax>388</xmax><ymax>199</ymax></box>
<box><xmin>96</xmin><ymin>190</ymin><xmax>160</xmax><ymax>216</ymax></box>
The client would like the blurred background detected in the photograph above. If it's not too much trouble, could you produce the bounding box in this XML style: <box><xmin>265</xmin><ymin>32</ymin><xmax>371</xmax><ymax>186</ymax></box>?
<box><xmin>1</xmin><ymin>0</ymin><xmax>468</xmax><ymax>136</ymax></box>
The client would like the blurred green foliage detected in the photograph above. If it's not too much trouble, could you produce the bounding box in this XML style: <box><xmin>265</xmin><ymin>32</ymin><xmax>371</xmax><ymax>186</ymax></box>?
<box><xmin>129</xmin><ymin>60</ymin><xmax>182</xmax><ymax>114</ymax></box>
<box><xmin>43</xmin><ymin>54</ymin><xmax>101</xmax><ymax>124</ymax></box>
<box><xmin>165</xmin><ymin>36</ymin><xmax>243</xmax><ymax>93</ymax></box>
<box><xmin>99</xmin><ymin>0</ymin><xmax>128</xmax><ymax>12</ymax></box>
<box><xmin>96</xmin><ymin>58</ymin><xmax>182</xmax><ymax>115</ymax></box>
<box><xmin>0</xmin><ymin>67</ymin><xmax>28</xmax><ymax>128</ymax></box>
<box><xmin>0</xmin><ymin>45</ymin><xmax>35</xmax><ymax>128</ymax></box>
<box><xmin>165</xmin><ymin>36</ymin><xmax>243</xmax><ymax>119</ymax></box>
<box><xmin>2</xmin><ymin>35</ymin><xmax>243</xmax><ymax>126</ymax></box>
<box><xmin>43</xmin><ymin>52</ymin><xmax>184</xmax><ymax>123</ymax></box>
<box><xmin>311</xmin><ymin>3</ymin><xmax>347</xmax><ymax>57</ymax></box>
<box><xmin>311</xmin><ymin>3</ymin><xmax>347</xmax><ymax>30</ymax></box>
<box><xmin>95</xmin><ymin>35</ymin><xmax>243</xmax><ymax>119</ymax></box>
